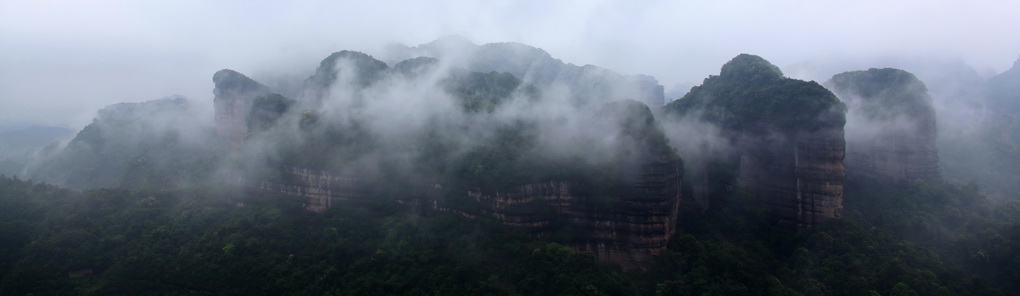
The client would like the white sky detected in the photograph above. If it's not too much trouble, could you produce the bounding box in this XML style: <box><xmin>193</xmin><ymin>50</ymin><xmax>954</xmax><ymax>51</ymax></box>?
<box><xmin>2</xmin><ymin>0</ymin><xmax>1018</xmax><ymax>128</ymax></box>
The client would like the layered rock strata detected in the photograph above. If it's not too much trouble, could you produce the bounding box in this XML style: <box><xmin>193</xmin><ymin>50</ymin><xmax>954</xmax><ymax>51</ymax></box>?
<box><xmin>213</xmin><ymin>69</ymin><xmax>272</xmax><ymax>146</ymax></box>
<box><xmin>256</xmin><ymin>166</ymin><xmax>365</xmax><ymax>212</ymax></box>
<box><xmin>452</xmin><ymin>157</ymin><xmax>682</xmax><ymax>270</ymax></box>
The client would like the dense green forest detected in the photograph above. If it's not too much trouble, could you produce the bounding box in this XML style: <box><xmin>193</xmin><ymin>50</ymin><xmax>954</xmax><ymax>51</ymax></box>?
<box><xmin>2</xmin><ymin>174</ymin><xmax>1017</xmax><ymax>295</ymax></box>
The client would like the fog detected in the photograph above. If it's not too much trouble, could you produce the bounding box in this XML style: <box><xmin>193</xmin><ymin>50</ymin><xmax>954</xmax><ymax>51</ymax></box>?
<box><xmin>2</xmin><ymin>0</ymin><xmax>1018</xmax><ymax>128</ymax></box>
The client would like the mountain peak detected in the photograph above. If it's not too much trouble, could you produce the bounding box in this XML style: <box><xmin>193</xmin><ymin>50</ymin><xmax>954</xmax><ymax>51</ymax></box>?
<box><xmin>213</xmin><ymin>69</ymin><xmax>269</xmax><ymax>99</ymax></box>
<box><xmin>719</xmin><ymin>53</ymin><xmax>784</xmax><ymax>82</ymax></box>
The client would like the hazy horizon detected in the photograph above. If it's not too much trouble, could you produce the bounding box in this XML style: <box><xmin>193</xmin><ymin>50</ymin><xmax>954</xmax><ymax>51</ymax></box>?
<box><xmin>2</xmin><ymin>0</ymin><xmax>1018</xmax><ymax>128</ymax></box>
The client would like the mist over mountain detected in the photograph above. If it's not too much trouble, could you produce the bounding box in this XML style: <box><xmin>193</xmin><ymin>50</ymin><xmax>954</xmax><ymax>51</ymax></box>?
<box><xmin>663</xmin><ymin>54</ymin><xmax>846</xmax><ymax>230</ymax></box>
<box><xmin>384</xmin><ymin>36</ymin><xmax>666</xmax><ymax>107</ymax></box>
<box><xmin>826</xmin><ymin>68</ymin><xmax>941</xmax><ymax>184</ymax></box>
<box><xmin>27</xmin><ymin>97</ymin><xmax>225</xmax><ymax>189</ymax></box>
<box><xmin>2</xmin><ymin>31</ymin><xmax>1020</xmax><ymax>294</ymax></box>
<box><xmin>0</xmin><ymin>126</ymin><xmax>73</xmax><ymax>176</ymax></box>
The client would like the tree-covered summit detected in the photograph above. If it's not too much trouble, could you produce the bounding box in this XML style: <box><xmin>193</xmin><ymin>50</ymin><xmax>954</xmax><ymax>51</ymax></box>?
<box><xmin>718</xmin><ymin>53</ymin><xmax>784</xmax><ymax>83</ymax></box>
<box><xmin>664</xmin><ymin>54</ymin><xmax>845</xmax><ymax>132</ymax></box>
<box><xmin>826</xmin><ymin>68</ymin><xmax>934</xmax><ymax>122</ymax></box>
<box><xmin>213</xmin><ymin>69</ymin><xmax>271</xmax><ymax>99</ymax></box>
<box><xmin>305</xmin><ymin>50</ymin><xmax>390</xmax><ymax>94</ymax></box>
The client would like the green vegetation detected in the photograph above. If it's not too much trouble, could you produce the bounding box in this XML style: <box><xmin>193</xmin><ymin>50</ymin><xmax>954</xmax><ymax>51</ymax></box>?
<box><xmin>0</xmin><ymin>176</ymin><xmax>636</xmax><ymax>295</ymax></box>
<box><xmin>449</xmin><ymin>100</ymin><xmax>677</xmax><ymax>193</ymax></box>
<box><xmin>827</xmin><ymin>68</ymin><xmax>933</xmax><ymax>121</ymax></box>
<box><xmin>665</xmin><ymin>54</ymin><xmax>846</xmax><ymax>132</ymax></box>
<box><xmin>308</xmin><ymin>50</ymin><xmax>390</xmax><ymax>90</ymax></box>
<box><xmin>3</xmin><ymin>170</ymin><xmax>1017</xmax><ymax>295</ymax></box>
<box><xmin>29</xmin><ymin>98</ymin><xmax>227</xmax><ymax>189</ymax></box>
<box><xmin>443</xmin><ymin>71</ymin><xmax>523</xmax><ymax>113</ymax></box>
<box><xmin>247</xmin><ymin>93</ymin><xmax>295</xmax><ymax>132</ymax></box>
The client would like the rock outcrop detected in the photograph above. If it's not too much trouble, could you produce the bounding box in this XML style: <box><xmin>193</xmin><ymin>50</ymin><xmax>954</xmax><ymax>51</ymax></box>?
<box><xmin>826</xmin><ymin>68</ymin><xmax>941</xmax><ymax>184</ymax></box>
<box><xmin>213</xmin><ymin>69</ymin><xmax>272</xmax><ymax>146</ymax></box>
<box><xmin>664</xmin><ymin>54</ymin><xmax>847</xmax><ymax>231</ymax></box>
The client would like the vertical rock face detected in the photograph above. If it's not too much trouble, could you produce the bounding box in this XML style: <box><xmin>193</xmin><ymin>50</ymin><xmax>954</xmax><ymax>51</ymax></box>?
<box><xmin>987</xmin><ymin>57</ymin><xmax>1020</xmax><ymax>144</ymax></box>
<box><xmin>457</xmin><ymin>157</ymin><xmax>682</xmax><ymax>270</ymax></box>
<box><xmin>664</xmin><ymin>54</ymin><xmax>847</xmax><ymax>231</ymax></box>
<box><xmin>826</xmin><ymin>68</ymin><xmax>941</xmax><ymax>184</ymax></box>
<box><xmin>213</xmin><ymin>69</ymin><xmax>271</xmax><ymax>146</ymax></box>
<box><xmin>257</xmin><ymin>166</ymin><xmax>366</xmax><ymax>212</ymax></box>
<box><xmin>734</xmin><ymin>120</ymin><xmax>846</xmax><ymax>229</ymax></box>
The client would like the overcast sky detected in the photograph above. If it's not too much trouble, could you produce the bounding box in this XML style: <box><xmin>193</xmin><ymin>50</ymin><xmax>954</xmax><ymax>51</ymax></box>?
<box><xmin>2</xmin><ymin>0</ymin><xmax>1018</xmax><ymax>128</ymax></box>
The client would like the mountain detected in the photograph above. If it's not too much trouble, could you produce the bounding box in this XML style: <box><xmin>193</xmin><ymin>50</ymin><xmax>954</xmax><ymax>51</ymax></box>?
<box><xmin>209</xmin><ymin>46</ymin><xmax>683</xmax><ymax>269</ymax></box>
<box><xmin>826</xmin><ymin>68</ymin><xmax>942</xmax><ymax>184</ymax></box>
<box><xmin>941</xmin><ymin>56</ymin><xmax>1020</xmax><ymax>197</ymax></box>
<box><xmin>29</xmin><ymin>97</ymin><xmax>225</xmax><ymax>189</ymax></box>
<box><xmin>385</xmin><ymin>36</ymin><xmax>665</xmax><ymax>107</ymax></box>
<box><xmin>664</xmin><ymin>54</ymin><xmax>847</xmax><ymax>231</ymax></box>
<box><xmin>11</xmin><ymin>42</ymin><xmax>1020</xmax><ymax>295</ymax></box>
<box><xmin>213</xmin><ymin>69</ymin><xmax>277</xmax><ymax>146</ymax></box>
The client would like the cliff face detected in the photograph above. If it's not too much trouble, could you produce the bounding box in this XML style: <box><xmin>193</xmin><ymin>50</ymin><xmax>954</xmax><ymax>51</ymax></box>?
<box><xmin>250</xmin><ymin>157</ymin><xmax>680</xmax><ymax>270</ymax></box>
<box><xmin>217</xmin><ymin>47</ymin><xmax>682</xmax><ymax>268</ymax></box>
<box><xmin>257</xmin><ymin>166</ymin><xmax>366</xmax><ymax>212</ymax></box>
<box><xmin>664</xmin><ymin>54</ymin><xmax>847</xmax><ymax>231</ymax></box>
<box><xmin>456</xmin><ymin>157</ymin><xmax>681</xmax><ymax>270</ymax></box>
<box><xmin>213</xmin><ymin>69</ymin><xmax>271</xmax><ymax>146</ymax></box>
<box><xmin>735</xmin><ymin>121</ymin><xmax>846</xmax><ymax>229</ymax></box>
<box><xmin>826</xmin><ymin>68</ymin><xmax>941</xmax><ymax>184</ymax></box>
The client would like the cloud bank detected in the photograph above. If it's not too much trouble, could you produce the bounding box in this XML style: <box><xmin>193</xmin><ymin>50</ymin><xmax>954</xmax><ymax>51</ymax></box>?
<box><xmin>1</xmin><ymin>0</ymin><xmax>1018</xmax><ymax>127</ymax></box>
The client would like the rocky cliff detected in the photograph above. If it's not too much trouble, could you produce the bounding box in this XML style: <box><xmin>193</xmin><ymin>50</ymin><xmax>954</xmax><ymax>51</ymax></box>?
<box><xmin>213</xmin><ymin>69</ymin><xmax>272</xmax><ymax>145</ymax></box>
<box><xmin>826</xmin><ymin>68</ymin><xmax>941</xmax><ymax>184</ymax></box>
<box><xmin>734</xmin><ymin>122</ymin><xmax>846</xmax><ymax>230</ymax></box>
<box><xmin>451</xmin><ymin>156</ymin><xmax>681</xmax><ymax>270</ymax></box>
<box><xmin>257</xmin><ymin>166</ymin><xmax>366</xmax><ymax>212</ymax></box>
<box><xmin>212</xmin><ymin>47</ymin><xmax>683</xmax><ymax>268</ymax></box>
<box><xmin>664</xmin><ymin>54</ymin><xmax>846</xmax><ymax>231</ymax></box>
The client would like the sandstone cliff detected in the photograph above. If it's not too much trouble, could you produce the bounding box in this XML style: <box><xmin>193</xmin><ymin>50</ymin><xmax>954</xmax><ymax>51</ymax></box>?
<box><xmin>664</xmin><ymin>54</ymin><xmax>847</xmax><ymax>231</ymax></box>
<box><xmin>213</xmin><ymin>69</ymin><xmax>272</xmax><ymax>146</ymax></box>
<box><xmin>257</xmin><ymin>166</ymin><xmax>366</xmax><ymax>212</ymax></box>
<box><xmin>826</xmin><ymin>68</ymin><xmax>941</xmax><ymax>184</ymax></box>
<box><xmin>448</xmin><ymin>155</ymin><xmax>681</xmax><ymax>270</ymax></box>
<box><xmin>214</xmin><ymin>48</ymin><xmax>682</xmax><ymax>268</ymax></box>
